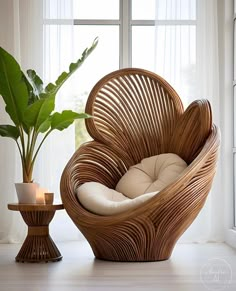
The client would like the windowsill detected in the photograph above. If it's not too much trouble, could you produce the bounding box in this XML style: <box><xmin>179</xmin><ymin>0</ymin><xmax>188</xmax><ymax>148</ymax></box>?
<box><xmin>225</xmin><ymin>228</ymin><xmax>236</xmax><ymax>249</ymax></box>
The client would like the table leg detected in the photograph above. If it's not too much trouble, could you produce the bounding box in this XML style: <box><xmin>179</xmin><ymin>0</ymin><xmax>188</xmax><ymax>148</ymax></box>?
<box><xmin>16</xmin><ymin>211</ymin><xmax>63</xmax><ymax>263</ymax></box>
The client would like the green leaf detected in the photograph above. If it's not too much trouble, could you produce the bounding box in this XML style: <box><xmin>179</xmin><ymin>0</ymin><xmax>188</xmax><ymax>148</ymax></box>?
<box><xmin>38</xmin><ymin>92</ymin><xmax>55</xmax><ymax>99</ymax></box>
<box><xmin>26</xmin><ymin>69</ymin><xmax>44</xmax><ymax>97</ymax></box>
<box><xmin>45</xmin><ymin>37</ymin><xmax>98</xmax><ymax>95</ymax></box>
<box><xmin>24</xmin><ymin>96</ymin><xmax>55</xmax><ymax>131</ymax></box>
<box><xmin>38</xmin><ymin>119</ymin><xmax>51</xmax><ymax>133</ymax></box>
<box><xmin>0</xmin><ymin>47</ymin><xmax>29</xmax><ymax>125</ymax></box>
<box><xmin>51</xmin><ymin>110</ymin><xmax>91</xmax><ymax>131</ymax></box>
<box><xmin>22</xmin><ymin>73</ymin><xmax>39</xmax><ymax>105</ymax></box>
<box><xmin>0</xmin><ymin>125</ymin><xmax>20</xmax><ymax>140</ymax></box>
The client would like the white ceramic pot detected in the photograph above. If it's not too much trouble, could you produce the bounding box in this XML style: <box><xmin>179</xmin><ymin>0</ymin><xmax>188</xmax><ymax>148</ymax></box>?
<box><xmin>15</xmin><ymin>183</ymin><xmax>39</xmax><ymax>204</ymax></box>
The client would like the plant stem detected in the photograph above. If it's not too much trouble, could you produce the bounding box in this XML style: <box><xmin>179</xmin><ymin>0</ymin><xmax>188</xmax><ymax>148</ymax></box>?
<box><xmin>16</xmin><ymin>140</ymin><xmax>29</xmax><ymax>182</ymax></box>
<box><xmin>16</xmin><ymin>125</ymin><xmax>32</xmax><ymax>182</ymax></box>
<box><xmin>16</xmin><ymin>140</ymin><xmax>23</xmax><ymax>160</ymax></box>
<box><xmin>32</xmin><ymin>130</ymin><xmax>51</xmax><ymax>163</ymax></box>
<box><xmin>31</xmin><ymin>130</ymin><xmax>52</xmax><ymax>170</ymax></box>
<box><xmin>23</xmin><ymin>128</ymin><xmax>37</xmax><ymax>183</ymax></box>
<box><xmin>18</xmin><ymin>125</ymin><xmax>26</xmax><ymax>160</ymax></box>
<box><xmin>26</xmin><ymin>128</ymin><xmax>32</xmax><ymax>159</ymax></box>
<box><xmin>27</xmin><ymin>129</ymin><xmax>37</xmax><ymax>164</ymax></box>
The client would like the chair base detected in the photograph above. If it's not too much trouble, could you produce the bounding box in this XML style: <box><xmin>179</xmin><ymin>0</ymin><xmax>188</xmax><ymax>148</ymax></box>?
<box><xmin>88</xmin><ymin>240</ymin><xmax>173</xmax><ymax>262</ymax></box>
<box><xmin>94</xmin><ymin>256</ymin><xmax>170</xmax><ymax>262</ymax></box>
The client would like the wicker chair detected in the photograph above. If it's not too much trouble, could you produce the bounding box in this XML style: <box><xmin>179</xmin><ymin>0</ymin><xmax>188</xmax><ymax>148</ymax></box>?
<box><xmin>60</xmin><ymin>68</ymin><xmax>220</xmax><ymax>262</ymax></box>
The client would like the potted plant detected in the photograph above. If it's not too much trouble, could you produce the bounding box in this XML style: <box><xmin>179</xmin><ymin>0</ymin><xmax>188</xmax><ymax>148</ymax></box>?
<box><xmin>0</xmin><ymin>38</ymin><xmax>98</xmax><ymax>203</ymax></box>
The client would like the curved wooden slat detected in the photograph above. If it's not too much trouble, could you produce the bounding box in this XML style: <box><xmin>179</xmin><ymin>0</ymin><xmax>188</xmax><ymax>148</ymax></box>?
<box><xmin>60</xmin><ymin>68</ymin><xmax>220</xmax><ymax>261</ymax></box>
<box><xmin>168</xmin><ymin>99</ymin><xmax>212</xmax><ymax>163</ymax></box>
<box><xmin>85</xmin><ymin>68</ymin><xmax>184</xmax><ymax>164</ymax></box>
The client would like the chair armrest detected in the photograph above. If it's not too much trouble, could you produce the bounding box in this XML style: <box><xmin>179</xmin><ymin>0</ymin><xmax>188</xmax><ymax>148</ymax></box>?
<box><xmin>60</xmin><ymin>141</ymin><xmax>131</xmax><ymax>217</ymax></box>
<box><xmin>168</xmin><ymin>99</ymin><xmax>212</xmax><ymax>164</ymax></box>
<box><xmin>148</xmin><ymin>124</ymin><xmax>220</xmax><ymax>222</ymax></box>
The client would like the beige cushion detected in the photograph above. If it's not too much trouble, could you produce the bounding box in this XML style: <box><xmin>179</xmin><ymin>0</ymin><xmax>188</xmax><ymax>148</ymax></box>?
<box><xmin>116</xmin><ymin>153</ymin><xmax>187</xmax><ymax>198</ymax></box>
<box><xmin>77</xmin><ymin>182</ymin><xmax>158</xmax><ymax>216</ymax></box>
<box><xmin>77</xmin><ymin>153</ymin><xmax>187</xmax><ymax>216</ymax></box>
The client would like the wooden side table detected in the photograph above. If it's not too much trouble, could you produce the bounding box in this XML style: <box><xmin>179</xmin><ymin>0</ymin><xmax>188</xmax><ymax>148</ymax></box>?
<box><xmin>8</xmin><ymin>203</ymin><xmax>64</xmax><ymax>263</ymax></box>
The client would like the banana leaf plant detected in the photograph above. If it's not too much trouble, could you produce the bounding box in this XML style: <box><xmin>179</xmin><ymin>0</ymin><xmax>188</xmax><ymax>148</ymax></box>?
<box><xmin>0</xmin><ymin>38</ymin><xmax>98</xmax><ymax>183</ymax></box>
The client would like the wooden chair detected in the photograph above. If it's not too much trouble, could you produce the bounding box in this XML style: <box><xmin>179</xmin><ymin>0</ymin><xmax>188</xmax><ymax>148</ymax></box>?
<box><xmin>60</xmin><ymin>68</ymin><xmax>220</xmax><ymax>261</ymax></box>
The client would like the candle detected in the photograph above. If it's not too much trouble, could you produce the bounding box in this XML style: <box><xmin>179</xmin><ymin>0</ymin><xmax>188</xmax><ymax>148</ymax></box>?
<box><xmin>44</xmin><ymin>192</ymin><xmax>54</xmax><ymax>205</ymax></box>
<box><xmin>36</xmin><ymin>188</ymin><xmax>48</xmax><ymax>204</ymax></box>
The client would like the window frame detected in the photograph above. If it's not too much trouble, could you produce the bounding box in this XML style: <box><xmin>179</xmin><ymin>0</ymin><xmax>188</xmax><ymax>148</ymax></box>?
<box><xmin>72</xmin><ymin>0</ymin><xmax>130</xmax><ymax>68</ymax></box>
<box><xmin>44</xmin><ymin>0</ymin><xmax>197</xmax><ymax>69</ymax></box>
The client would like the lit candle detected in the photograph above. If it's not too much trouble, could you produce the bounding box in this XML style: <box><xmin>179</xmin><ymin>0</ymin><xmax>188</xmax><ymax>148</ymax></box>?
<box><xmin>36</xmin><ymin>188</ymin><xmax>48</xmax><ymax>204</ymax></box>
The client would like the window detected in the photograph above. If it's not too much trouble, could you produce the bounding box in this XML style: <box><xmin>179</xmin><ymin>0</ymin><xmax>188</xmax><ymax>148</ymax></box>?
<box><xmin>132</xmin><ymin>0</ymin><xmax>196</xmax><ymax>107</ymax></box>
<box><xmin>42</xmin><ymin>0</ymin><xmax>227</xmax><ymax>242</ymax></box>
<box><xmin>43</xmin><ymin>0</ymin><xmax>197</xmax><ymax>147</ymax></box>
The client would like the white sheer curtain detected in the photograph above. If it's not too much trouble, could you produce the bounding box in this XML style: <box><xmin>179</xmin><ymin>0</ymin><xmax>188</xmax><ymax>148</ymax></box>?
<box><xmin>42</xmin><ymin>0</ymin><xmax>83</xmax><ymax>241</ymax></box>
<box><xmin>0</xmin><ymin>0</ymin><xmax>81</xmax><ymax>243</ymax></box>
<box><xmin>154</xmin><ymin>0</ymin><xmax>223</xmax><ymax>242</ymax></box>
<box><xmin>154</xmin><ymin>0</ymin><xmax>197</xmax><ymax>107</ymax></box>
<box><xmin>0</xmin><ymin>0</ymin><xmax>43</xmax><ymax>242</ymax></box>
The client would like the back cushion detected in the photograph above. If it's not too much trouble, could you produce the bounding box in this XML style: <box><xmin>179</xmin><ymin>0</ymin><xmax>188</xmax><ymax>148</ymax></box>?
<box><xmin>115</xmin><ymin>153</ymin><xmax>187</xmax><ymax>199</ymax></box>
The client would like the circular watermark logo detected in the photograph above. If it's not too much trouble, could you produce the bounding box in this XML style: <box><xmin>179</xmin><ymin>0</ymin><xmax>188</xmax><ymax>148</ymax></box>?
<box><xmin>200</xmin><ymin>258</ymin><xmax>232</xmax><ymax>290</ymax></box>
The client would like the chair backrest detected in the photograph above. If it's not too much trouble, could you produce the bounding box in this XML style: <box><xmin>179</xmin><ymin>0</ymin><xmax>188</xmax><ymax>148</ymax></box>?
<box><xmin>85</xmin><ymin>68</ymin><xmax>184</xmax><ymax>165</ymax></box>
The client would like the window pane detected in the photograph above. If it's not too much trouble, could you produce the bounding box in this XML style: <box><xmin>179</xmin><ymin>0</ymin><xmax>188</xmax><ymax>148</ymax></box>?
<box><xmin>44</xmin><ymin>0</ymin><xmax>73</xmax><ymax>19</ymax></box>
<box><xmin>155</xmin><ymin>25</ymin><xmax>196</xmax><ymax>106</ymax></box>
<box><xmin>73</xmin><ymin>25</ymin><xmax>119</xmax><ymax>147</ymax></box>
<box><xmin>43</xmin><ymin>25</ymin><xmax>75</xmax><ymax>85</ymax></box>
<box><xmin>132</xmin><ymin>0</ymin><xmax>155</xmax><ymax>20</ymax></box>
<box><xmin>132</xmin><ymin>0</ymin><xmax>196</xmax><ymax>20</ymax></box>
<box><xmin>156</xmin><ymin>0</ymin><xmax>196</xmax><ymax>20</ymax></box>
<box><xmin>133</xmin><ymin>25</ymin><xmax>196</xmax><ymax>106</ymax></box>
<box><xmin>73</xmin><ymin>25</ymin><xmax>119</xmax><ymax>98</ymax></box>
<box><xmin>132</xmin><ymin>26</ymin><xmax>155</xmax><ymax>71</ymax></box>
<box><xmin>44</xmin><ymin>25</ymin><xmax>119</xmax><ymax>148</ymax></box>
<box><xmin>73</xmin><ymin>0</ymin><xmax>119</xmax><ymax>19</ymax></box>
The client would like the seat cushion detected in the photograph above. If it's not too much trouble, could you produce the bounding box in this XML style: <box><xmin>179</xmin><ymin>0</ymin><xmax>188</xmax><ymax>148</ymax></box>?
<box><xmin>115</xmin><ymin>153</ymin><xmax>187</xmax><ymax>199</ymax></box>
<box><xmin>77</xmin><ymin>182</ymin><xmax>158</xmax><ymax>216</ymax></box>
<box><xmin>77</xmin><ymin>153</ymin><xmax>187</xmax><ymax>216</ymax></box>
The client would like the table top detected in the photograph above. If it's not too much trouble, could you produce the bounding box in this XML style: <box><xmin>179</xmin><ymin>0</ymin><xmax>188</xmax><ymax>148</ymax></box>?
<box><xmin>8</xmin><ymin>203</ymin><xmax>64</xmax><ymax>212</ymax></box>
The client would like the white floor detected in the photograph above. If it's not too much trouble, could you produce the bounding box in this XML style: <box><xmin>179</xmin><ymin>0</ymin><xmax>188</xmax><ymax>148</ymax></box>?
<box><xmin>0</xmin><ymin>241</ymin><xmax>235</xmax><ymax>291</ymax></box>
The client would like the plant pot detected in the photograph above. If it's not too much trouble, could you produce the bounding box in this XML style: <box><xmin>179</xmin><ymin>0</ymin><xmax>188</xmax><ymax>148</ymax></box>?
<box><xmin>15</xmin><ymin>183</ymin><xmax>39</xmax><ymax>204</ymax></box>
